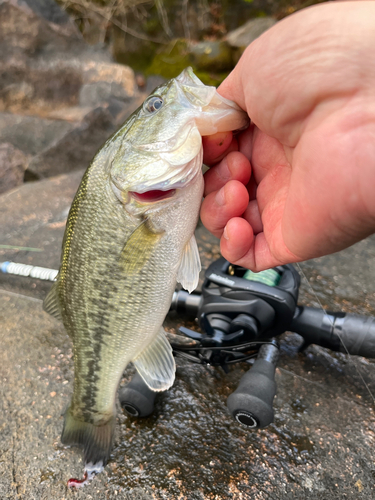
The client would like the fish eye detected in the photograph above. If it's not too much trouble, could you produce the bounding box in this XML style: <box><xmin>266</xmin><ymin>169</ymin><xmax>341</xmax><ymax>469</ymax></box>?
<box><xmin>144</xmin><ymin>96</ymin><xmax>164</xmax><ymax>114</ymax></box>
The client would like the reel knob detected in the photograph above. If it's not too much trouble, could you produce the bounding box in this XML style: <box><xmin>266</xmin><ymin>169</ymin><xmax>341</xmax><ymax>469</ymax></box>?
<box><xmin>227</xmin><ymin>342</ymin><xmax>279</xmax><ymax>428</ymax></box>
<box><xmin>119</xmin><ymin>372</ymin><xmax>156</xmax><ymax>417</ymax></box>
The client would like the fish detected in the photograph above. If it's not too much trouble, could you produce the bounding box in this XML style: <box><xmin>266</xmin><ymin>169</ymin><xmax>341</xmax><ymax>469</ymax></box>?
<box><xmin>43</xmin><ymin>67</ymin><xmax>249</xmax><ymax>470</ymax></box>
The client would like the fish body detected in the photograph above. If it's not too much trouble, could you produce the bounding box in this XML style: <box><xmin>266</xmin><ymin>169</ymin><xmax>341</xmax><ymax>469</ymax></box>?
<box><xmin>43</xmin><ymin>68</ymin><xmax>248</xmax><ymax>467</ymax></box>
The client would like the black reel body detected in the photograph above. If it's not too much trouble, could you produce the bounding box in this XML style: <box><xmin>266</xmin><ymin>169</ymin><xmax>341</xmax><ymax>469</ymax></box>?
<box><xmin>198</xmin><ymin>258</ymin><xmax>300</xmax><ymax>342</ymax></box>
<box><xmin>120</xmin><ymin>259</ymin><xmax>300</xmax><ymax>428</ymax></box>
<box><xmin>119</xmin><ymin>258</ymin><xmax>375</xmax><ymax>430</ymax></box>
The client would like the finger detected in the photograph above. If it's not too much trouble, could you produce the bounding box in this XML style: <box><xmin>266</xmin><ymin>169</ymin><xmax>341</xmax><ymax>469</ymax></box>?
<box><xmin>206</xmin><ymin>136</ymin><xmax>238</xmax><ymax>166</ymax></box>
<box><xmin>203</xmin><ymin>151</ymin><xmax>251</xmax><ymax>197</ymax></box>
<box><xmin>243</xmin><ymin>199</ymin><xmax>263</xmax><ymax>234</ymax></box>
<box><xmin>200</xmin><ymin>180</ymin><xmax>249</xmax><ymax>238</ymax></box>
<box><xmin>237</xmin><ymin>125</ymin><xmax>254</xmax><ymax>162</ymax></box>
<box><xmin>220</xmin><ymin>218</ymin><xmax>299</xmax><ymax>272</ymax></box>
<box><xmin>221</xmin><ymin>217</ymin><xmax>254</xmax><ymax>263</ymax></box>
<box><xmin>251</xmin><ymin>128</ymin><xmax>289</xmax><ymax>184</ymax></box>
<box><xmin>202</xmin><ymin>132</ymin><xmax>234</xmax><ymax>165</ymax></box>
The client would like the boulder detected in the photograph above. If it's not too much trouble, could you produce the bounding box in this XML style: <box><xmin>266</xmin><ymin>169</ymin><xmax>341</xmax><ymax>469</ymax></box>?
<box><xmin>0</xmin><ymin>142</ymin><xmax>29</xmax><ymax>194</ymax></box>
<box><xmin>26</xmin><ymin>95</ymin><xmax>145</xmax><ymax>179</ymax></box>
<box><xmin>0</xmin><ymin>0</ymin><xmax>138</xmax><ymax>114</ymax></box>
<box><xmin>226</xmin><ymin>16</ymin><xmax>277</xmax><ymax>49</ymax></box>
<box><xmin>79</xmin><ymin>60</ymin><xmax>137</xmax><ymax>107</ymax></box>
<box><xmin>26</xmin><ymin>107</ymin><xmax>116</xmax><ymax>179</ymax></box>
<box><xmin>0</xmin><ymin>112</ymin><xmax>75</xmax><ymax>155</ymax></box>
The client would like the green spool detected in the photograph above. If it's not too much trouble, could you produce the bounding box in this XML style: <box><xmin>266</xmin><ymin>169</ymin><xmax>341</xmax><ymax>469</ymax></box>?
<box><xmin>243</xmin><ymin>268</ymin><xmax>280</xmax><ymax>287</ymax></box>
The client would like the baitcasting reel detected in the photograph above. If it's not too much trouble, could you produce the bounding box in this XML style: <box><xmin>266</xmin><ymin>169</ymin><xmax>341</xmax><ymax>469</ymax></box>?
<box><xmin>119</xmin><ymin>257</ymin><xmax>375</xmax><ymax>429</ymax></box>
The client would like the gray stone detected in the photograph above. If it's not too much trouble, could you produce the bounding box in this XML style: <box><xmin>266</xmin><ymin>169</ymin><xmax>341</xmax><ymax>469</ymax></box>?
<box><xmin>0</xmin><ymin>112</ymin><xmax>75</xmax><ymax>156</ymax></box>
<box><xmin>79</xmin><ymin>61</ymin><xmax>137</xmax><ymax>107</ymax></box>
<box><xmin>26</xmin><ymin>107</ymin><xmax>116</xmax><ymax>179</ymax></box>
<box><xmin>23</xmin><ymin>0</ymin><xmax>77</xmax><ymax>29</ymax></box>
<box><xmin>0</xmin><ymin>142</ymin><xmax>29</xmax><ymax>194</ymax></box>
<box><xmin>0</xmin><ymin>0</ymin><xmax>85</xmax><ymax>58</ymax></box>
<box><xmin>25</xmin><ymin>95</ymin><xmax>145</xmax><ymax>180</ymax></box>
<box><xmin>226</xmin><ymin>16</ymin><xmax>277</xmax><ymax>48</ymax></box>
<box><xmin>0</xmin><ymin>0</ymin><xmax>136</xmax><ymax>115</ymax></box>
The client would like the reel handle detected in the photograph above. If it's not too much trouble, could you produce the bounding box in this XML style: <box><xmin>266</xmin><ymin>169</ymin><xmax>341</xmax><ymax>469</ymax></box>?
<box><xmin>118</xmin><ymin>372</ymin><xmax>156</xmax><ymax>417</ymax></box>
<box><xmin>226</xmin><ymin>342</ymin><xmax>279</xmax><ymax>429</ymax></box>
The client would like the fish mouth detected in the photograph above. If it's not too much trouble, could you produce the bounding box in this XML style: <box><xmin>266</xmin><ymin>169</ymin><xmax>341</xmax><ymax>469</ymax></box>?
<box><xmin>130</xmin><ymin>189</ymin><xmax>176</xmax><ymax>203</ymax></box>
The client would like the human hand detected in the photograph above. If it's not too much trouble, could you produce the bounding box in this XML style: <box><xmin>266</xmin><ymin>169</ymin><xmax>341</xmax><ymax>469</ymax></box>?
<box><xmin>201</xmin><ymin>1</ymin><xmax>375</xmax><ymax>271</ymax></box>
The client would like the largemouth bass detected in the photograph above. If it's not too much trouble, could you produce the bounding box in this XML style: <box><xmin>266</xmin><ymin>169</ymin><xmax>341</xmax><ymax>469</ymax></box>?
<box><xmin>43</xmin><ymin>68</ymin><xmax>248</xmax><ymax>469</ymax></box>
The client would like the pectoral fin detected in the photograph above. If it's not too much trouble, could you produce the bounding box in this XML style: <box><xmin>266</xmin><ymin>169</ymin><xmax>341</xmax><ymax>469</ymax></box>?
<box><xmin>43</xmin><ymin>281</ymin><xmax>63</xmax><ymax>321</ymax></box>
<box><xmin>176</xmin><ymin>234</ymin><xmax>201</xmax><ymax>293</ymax></box>
<box><xmin>133</xmin><ymin>328</ymin><xmax>175</xmax><ymax>391</ymax></box>
<box><xmin>121</xmin><ymin>219</ymin><xmax>163</xmax><ymax>274</ymax></box>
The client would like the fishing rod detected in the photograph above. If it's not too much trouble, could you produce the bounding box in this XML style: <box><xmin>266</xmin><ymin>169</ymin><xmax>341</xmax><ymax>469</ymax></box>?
<box><xmin>2</xmin><ymin>257</ymin><xmax>375</xmax><ymax>430</ymax></box>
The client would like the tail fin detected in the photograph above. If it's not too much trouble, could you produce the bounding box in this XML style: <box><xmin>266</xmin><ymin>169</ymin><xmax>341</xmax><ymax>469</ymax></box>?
<box><xmin>61</xmin><ymin>407</ymin><xmax>115</xmax><ymax>466</ymax></box>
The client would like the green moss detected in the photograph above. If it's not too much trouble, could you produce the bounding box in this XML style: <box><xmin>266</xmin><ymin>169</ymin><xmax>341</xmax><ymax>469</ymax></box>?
<box><xmin>145</xmin><ymin>38</ymin><xmax>233</xmax><ymax>85</ymax></box>
<box><xmin>145</xmin><ymin>39</ymin><xmax>191</xmax><ymax>79</ymax></box>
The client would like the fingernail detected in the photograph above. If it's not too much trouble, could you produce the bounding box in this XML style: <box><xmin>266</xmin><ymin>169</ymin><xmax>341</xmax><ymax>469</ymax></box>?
<box><xmin>223</xmin><ymin>224</ymin><xmax>229</xmax><ymax>240</ymax></box>
<box><xmin>215</xmin><ymin>186</ymin><xmax>226</xmax><ymax>206</ymax></box>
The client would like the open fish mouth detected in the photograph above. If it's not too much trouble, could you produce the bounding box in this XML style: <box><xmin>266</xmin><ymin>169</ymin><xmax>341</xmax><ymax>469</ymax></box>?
<box><xmin>130</xmin><ymin>189</ymin><xmax>176</xmax><ymax>203</ymax></box>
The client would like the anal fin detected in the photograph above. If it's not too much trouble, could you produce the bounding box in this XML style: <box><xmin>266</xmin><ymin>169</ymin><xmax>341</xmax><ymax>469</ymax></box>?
<box><xmin>133</xmin><ymin>328</ymin><xmax>175</xmax><ymax>391</ymax></box>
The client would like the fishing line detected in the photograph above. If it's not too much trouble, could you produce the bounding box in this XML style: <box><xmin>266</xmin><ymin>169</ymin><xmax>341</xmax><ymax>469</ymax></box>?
<box><xmin>296</xmin><ymin>262</ymin><xmax>375</xmax><ymax>405</ymax></box>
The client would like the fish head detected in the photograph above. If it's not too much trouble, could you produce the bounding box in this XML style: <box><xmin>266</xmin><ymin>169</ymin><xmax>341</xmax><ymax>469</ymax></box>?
<box><xmin>110</xmin><ymin>67</ymin><xmax>249</xmax><ymax>215</ymax></box>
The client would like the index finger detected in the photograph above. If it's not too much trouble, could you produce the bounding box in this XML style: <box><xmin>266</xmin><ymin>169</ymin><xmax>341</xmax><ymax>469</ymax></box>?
<box><xmin>202</xmin><ymin>131</ymin><xmax>236</xmax><ymax>165</ymax></box>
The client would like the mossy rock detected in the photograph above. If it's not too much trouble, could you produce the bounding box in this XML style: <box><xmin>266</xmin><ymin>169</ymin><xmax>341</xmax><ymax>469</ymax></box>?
<box><xmin>145</xmin><ymin>38</ymin><xmax>232</xmax><ymax>86</ymax></box>
<box><xmin>189</xmin><ymin>40</ymin><xmax>233</xmax><ymax>73</ymax></box>
<box><xmin>146</xmin><ymin>39</ymin><xmax>190</xmax><ymax>79</ymax></box>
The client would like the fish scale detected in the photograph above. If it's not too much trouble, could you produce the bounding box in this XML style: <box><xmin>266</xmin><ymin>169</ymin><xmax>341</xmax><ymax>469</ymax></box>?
<box><xmin>43</xmin><ymin>68</ymin><xmax>249</xmax><ymax>472</ymax></box>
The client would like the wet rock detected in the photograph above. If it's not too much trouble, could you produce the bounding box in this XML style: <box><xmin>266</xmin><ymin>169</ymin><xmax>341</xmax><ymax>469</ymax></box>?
<box><xmin>1</xmin><ymin>169</ymin><xmax>375</xmax><ymax>498</ymax></box>
<box><xmin>0</xmin><ymin>142</ymin><xmax>29</xmax><ymax>194</ymax></box>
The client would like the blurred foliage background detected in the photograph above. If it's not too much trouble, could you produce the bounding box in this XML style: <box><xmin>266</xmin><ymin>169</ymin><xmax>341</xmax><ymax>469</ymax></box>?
<box><xmin>56</xmin><ymin>0</ymin><xmax>328</xmax><ymax>84</ymax></box>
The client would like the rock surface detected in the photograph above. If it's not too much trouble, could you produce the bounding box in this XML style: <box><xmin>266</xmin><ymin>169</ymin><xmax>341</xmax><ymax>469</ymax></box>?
<box><xmin>0</xmin><ymin>0</ymin><xmax>142</xmax><ymax>187</ymax></box>
<box><xmin>0</xmin><ymin>170</ymin><xmax>375</xmax><ymax>499</ymax></box>
<box><xmin>0</xmin><ymin>142</ymin><xmax>29</xmax><ymax>194</ymax></box>
<box><xmin>226</xmin><ymin>17</ymin><xmax>277</xmax><ymax>48</ymax></box>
